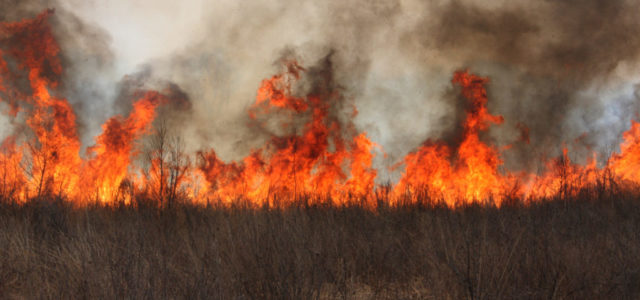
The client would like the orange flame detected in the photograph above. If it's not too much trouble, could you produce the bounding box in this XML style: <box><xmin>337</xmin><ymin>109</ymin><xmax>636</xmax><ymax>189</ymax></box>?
<box><xmin>199</xmin><ymin>61</ymin><xmax>378</xmax><ymax>206</ymax></box>
<box><xmin>610</xmin><ymin>120</ymin><xmax>640</xmax><ymax>184</ymax></box>
<box><xmin>393</xmin><ymin>71</ymin><xmax>515</xmax><ymax>206</ymax></box>
<box><xmin>0</xmin><ymin>12</ymin><xmax>171</xmax><ymax>204</ymax></box>
<box><xmin>82</xmin><ymin>92</ymin><xmax>165</xmax><ymax>203</ymax></box>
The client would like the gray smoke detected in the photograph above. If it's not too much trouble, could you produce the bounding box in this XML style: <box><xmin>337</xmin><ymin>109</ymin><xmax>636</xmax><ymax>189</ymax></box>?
<box><xmin>409</xmin><ymin>0</ymin><xmax>640</xmax><ymax>169</ymax></box>
<box><xmin>4</xmin><ymin>0</ymin><xmax>640</xmax><ymax>178</ymax></box>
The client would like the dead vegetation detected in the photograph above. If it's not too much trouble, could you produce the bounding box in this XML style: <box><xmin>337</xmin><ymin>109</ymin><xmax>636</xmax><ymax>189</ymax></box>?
<box><xmin>0</xmin><ymin>190</ymin><xmax>639</xmax><ymax>299</ymax></box>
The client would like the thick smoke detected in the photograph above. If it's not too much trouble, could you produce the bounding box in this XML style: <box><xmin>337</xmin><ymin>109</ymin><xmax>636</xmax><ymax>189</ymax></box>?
<box><xmin>4</xmin><ymin>0</ymin><xmax>640</xmax><ymax>178</ymax></box>
<box><xmin>411</xmin><ymin>0</ymin><xmax>640</xmax><ymax>168</ymax></box>
<box><xmin>137</xmin><ymin>0</ymin><xmax>640</xmax><ymax>173</ymax></box>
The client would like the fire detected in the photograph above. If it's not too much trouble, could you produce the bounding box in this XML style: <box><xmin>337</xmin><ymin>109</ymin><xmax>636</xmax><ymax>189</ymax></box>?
<box><xmin>0</xmin><ymin>10</ymin><xmax>80</xmax><ymax>200</ymax></box>
<box><xmin>524</xmin><ymin>148</ymin><xmax>599</xmax><ymax>199</ymax></box>
<box><xmin>0</xmin><ymin>138</ymin><xmax>26</xmax><ymax>201</ymax></box>
<box><xmin>82</xmin><ymin>91</ymin><xmax>165</xmax><ymax>203</ymax></box>
<box><xmin>0</xmin><ymin>11</ymin><xmax>172</xmax><ymax>204</ymax></box>
<box><xmin>611</xmin><ymin>120</ymin><xmax>640</xmax><ymax>185</ymax></box>
<box><xmin>2</xmin><ymin>11</ymin><xmax>640</xmax><ymax>207</ymax></box>
<box><xmin>393</xmin><ymin>71</ymin><xmax>515</xmax><ymax>206</ymax></box>
<box><xmin>199</xmin><ymin>60</ymin><xmax>378</xmax><ymax>206</ymax></box>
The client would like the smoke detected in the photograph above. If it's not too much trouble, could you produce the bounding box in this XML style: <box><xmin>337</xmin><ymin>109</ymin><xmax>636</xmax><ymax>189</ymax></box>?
<box><xmin>410</xmin><ymin>0</ymin><xmax>640</xmax><ymax>168</ymax></box>
<box><xmin>0</xmin><ymin>0</ymin><xmax>118</xmax><ymax>150</ymax></box>
<box><xmin>4</xmin><ymin>0</ymin><xmax>640</xmax><ymax>176</ymax></box>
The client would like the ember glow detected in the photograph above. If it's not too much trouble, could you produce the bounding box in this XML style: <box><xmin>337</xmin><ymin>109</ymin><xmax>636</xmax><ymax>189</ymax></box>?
<box><xmin>1</xmin><ymin>11</ymin><xmax>640</xmax><ymax>207</ymax></box>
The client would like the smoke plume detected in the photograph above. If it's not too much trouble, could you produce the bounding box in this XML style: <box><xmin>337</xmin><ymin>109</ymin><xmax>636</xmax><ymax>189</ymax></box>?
<box><xmin>4</xmin><ymin>0</ymin><xmax>640</xmax><ymax>179</ymax></box>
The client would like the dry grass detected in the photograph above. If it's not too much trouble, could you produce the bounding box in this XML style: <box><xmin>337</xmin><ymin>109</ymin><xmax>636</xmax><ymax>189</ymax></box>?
<box><xmin>0</xmin><ymin>192</ymin><xmax>639</xmax><ymax>299</ymax></box>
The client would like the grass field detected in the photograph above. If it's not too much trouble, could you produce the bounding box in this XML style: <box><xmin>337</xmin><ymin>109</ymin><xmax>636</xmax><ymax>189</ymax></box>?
<box><xmin>1</xmin><ymin>190</ymin><xmax>639</xmax><ymax>299</ymax></box>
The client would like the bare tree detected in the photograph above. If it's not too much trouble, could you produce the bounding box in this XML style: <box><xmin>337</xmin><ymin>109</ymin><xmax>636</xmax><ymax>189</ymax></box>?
<box><xmin>167</xmin><ymin>135</ymin><xmax>190</xmax><ymax>205</ymax></box>
<box><xmin>145</xmin><ymin>121</ymin><xmax>190</xmax><ymax>207</ymax></box>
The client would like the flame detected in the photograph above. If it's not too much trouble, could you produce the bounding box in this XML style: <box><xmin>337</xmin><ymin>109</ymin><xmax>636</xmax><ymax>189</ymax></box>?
<box><xmin>0</xmin><ymin>138</ymin><xmax>26</xmax><ymax>201</ymax></box>
<box><xmin>2</xmin><ymin>11</ymin><xmax>640</xmax><ymax>207</ymax></box>
<box><xmin>393</xmin><ymin>71</ymin><xmax>515</xmax><ymax>206</ymax></box>
<box><xmin>199</xmin><ymin>61</ymin><xmax>378</xmax><ymax>206</ymax></box>
<box><xmin>610</xmin><ymin>120</ymin><xmax>640</xmax><ymax>185</ymax></box>
<box><xmin>0</xmin><ymin>10</ymin><xmax>80</xmax><ymax>199</ymax></box>
<box><xmin>0</xmin><ymin>12</ymin><xmax>171</xmax><ymax>204</ymax></box>
<box><xmin>82</xmin><ymin>92</ymin><xmax>164</xmax><ymax>203</ymax></box>
<box><xmin>523</xmin><ymin>148</ymin><xmax>599</xmax><ymax>199</ymax></box>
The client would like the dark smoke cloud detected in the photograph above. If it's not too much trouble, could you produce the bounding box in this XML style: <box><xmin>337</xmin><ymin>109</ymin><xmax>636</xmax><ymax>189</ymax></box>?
<box><xmin>405</xmin><ymin>0</ymin><xmax>640</xmax><ymax>169</ymax></box>
<box><xmin>0</xmin><ymin>0</ymin><xmax>51</xmax><ymax>21</ymax></box>
<box><xmin>421</xmin><ymin>0</ymin><xmax>640</xmax><ymax>81</ymax></box>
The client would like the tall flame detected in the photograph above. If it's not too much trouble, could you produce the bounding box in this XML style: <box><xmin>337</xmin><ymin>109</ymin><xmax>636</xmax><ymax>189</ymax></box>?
<box><xmin>199</xmin><ymin>60</ymin><xmax>377</xmax><ymax>206</ymax></box>
<box><xmin>393</xmin><ymin>71</ymin><xmax>515</xmax><ymax>206</ymax></box>
<box><xmin>82</xmin><ymin>91</ymin><xmax>165</xmax><ymax>203</ymax></box>
<box><xmin>0</xmin><ymin>11</ymin><xmax>168</xmax><ymax>203</ymax></box>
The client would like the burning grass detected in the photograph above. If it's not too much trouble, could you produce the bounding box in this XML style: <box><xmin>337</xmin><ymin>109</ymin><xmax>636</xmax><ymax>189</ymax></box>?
<box><xmin>1</xmin><ymin>190</ymin><xmax>639</xmax><ymax>299</ymax></box>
